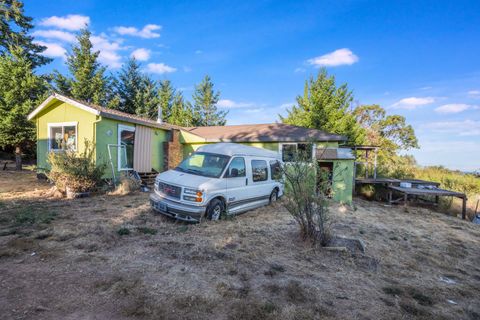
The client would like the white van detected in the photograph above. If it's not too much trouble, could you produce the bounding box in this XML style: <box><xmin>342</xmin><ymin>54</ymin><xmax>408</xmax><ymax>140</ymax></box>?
<box><xmin>150</xmin><ymin>143</ymin><xmax>284</xmax><ymax>222</ymax></box>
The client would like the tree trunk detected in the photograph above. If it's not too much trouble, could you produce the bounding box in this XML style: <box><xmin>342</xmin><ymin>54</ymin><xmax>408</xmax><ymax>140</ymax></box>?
<box><xmin>15</xmin><ymin>146</ymin><xmax>22</xmax><ymax>171</ymax></box>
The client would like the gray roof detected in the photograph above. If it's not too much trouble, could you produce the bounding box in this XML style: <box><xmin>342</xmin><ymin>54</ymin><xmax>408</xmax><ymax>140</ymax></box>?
<box><xmin>184</xmin><ymin>123</ymin><xmax>346</xmax><ymax>143</ymax></box>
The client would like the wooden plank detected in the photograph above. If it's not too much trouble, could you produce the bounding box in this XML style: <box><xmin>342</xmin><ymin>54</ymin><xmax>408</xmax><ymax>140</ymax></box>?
<box><xmin>462</xmin><ymin>196</ymin><xmax>467</xmax><ymax>220</ymax></box>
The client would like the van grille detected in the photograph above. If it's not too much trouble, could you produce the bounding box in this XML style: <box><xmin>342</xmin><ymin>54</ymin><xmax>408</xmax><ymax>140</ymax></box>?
<box><xmin>157</xmin><ymin>182</ymin><xmax>181</xmax><ymax>199</ymax></box>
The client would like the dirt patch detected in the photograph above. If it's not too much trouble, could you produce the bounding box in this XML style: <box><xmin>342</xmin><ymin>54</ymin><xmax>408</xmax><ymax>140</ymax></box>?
<box><xmin>0</xmin><ymin>171</ymin><xmax>479</xmax><ymax>319</ymax></box>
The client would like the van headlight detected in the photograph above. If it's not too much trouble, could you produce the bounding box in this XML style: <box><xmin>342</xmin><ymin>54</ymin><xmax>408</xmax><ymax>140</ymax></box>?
<box><xmin>183</xmin><ymin>188</ymin><xmax>203</xmax><ymax>202</ymax></box>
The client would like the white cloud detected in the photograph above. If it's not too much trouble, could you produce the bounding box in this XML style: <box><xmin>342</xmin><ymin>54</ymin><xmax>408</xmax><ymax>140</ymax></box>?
<box><xmin>34</xmin><ymin>41</ymin><xmax>66</xmax><ymax>58</ymax></box>
<box><xmin>245</xmin><ymin>108</ymin><xmax>264</xmax><ymax>113</ymax></box>
<box><xmin>195</xmin><ymin>50</ymin><xmax>203</xmax><ymax>54</ymax></box>
<box><xmin>391</xmin><ymin>97</ymin><xmax>435</xmax><ymax>109</ymax></box>
<box><xmin>146</xmin><ymin>63</ymin><xmax>176</xmax><ymax>74</ymax></box>
<box><xmin>307</xmin><ymin>48</ymin><xmax>359</xmax><ymax>67</ymax></box>
<box><xmin>435</xmin><ymin>104</ymin><xmax>473</xmax><ymax>114</ymax></box>
<box><xmin>423</xmin><ymin>120</ymin><xmax>480</xmax><ymax>136</ymax></box>
<box><xmin>217</xmin><ymin>99</ymin><xmax>254</xmax><ymax>108</ymax></box>
<box><xmin>91</xmin><ymin>34</ymin><xmax>124</xmax><ymax>68</ymax></box>
<box><xmin>468</xmin><ymin>90</ymin><xmax>480</xmax><ymax>95</ymax></box>
<box><xmin>130</xmin><ymin>48</ymin><xmax>151</xmax><ymax>61</ymax></box>
<box><xmin>39</xmin><ymin>14</ymin><xmax>90</xmax><ymax>31</ymax></box>
<box><xmin>113</xmin><ymin>24</ymin><xmax>161</xmax><ymax>38</ymax></box>
<box><xmin>32</xmin><ymin>30</ymin><xmax>76</xmax><ymax>43</ymax></box>
<box><xmin>294</xmin><ymin>67</ymin><xmax>306</xmax><ymax>73</ymax></box>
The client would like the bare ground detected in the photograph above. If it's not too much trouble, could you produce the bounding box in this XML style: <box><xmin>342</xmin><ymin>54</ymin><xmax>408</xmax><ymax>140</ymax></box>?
<box><xmin>0</xmin><ymin>170</ymin><xmax>479</xmax><ymax>320</ymax></box>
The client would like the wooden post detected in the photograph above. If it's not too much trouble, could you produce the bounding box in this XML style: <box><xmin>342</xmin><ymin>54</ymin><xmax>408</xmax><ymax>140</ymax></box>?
<box><xmin>373</xmin><ymin>148</ymin><xmax>378</xmax><ymax>179</ymax></box>
<box><xmin>15</xmin><ymin>146</ymin><xmax>22</xmax><ymax>171</ymax></box>
<box><xmin>462</xmin><ymin>196</ymin><xmax>467</xmax><ymax>220</ymax></box>
<box><xmin>365</xmin><ymin>149</ymin><xmax>369</xmax><ymax>178</ymax></box>
<box><xmin>388</xmin><ymin>189</ymin><xmax>392</xmax><ymax>205</ymax></box>
<box><xmin>404</xmin><ymin>193</ymin><xmax>408</xmax><ymax>208</ymax></box>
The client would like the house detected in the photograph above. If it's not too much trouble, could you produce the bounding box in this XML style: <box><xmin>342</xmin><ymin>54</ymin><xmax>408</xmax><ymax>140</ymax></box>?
<box><xmin>27</xmin><ymin>93</ymin><xmax>355</xmax><ymax>203</ymax></box>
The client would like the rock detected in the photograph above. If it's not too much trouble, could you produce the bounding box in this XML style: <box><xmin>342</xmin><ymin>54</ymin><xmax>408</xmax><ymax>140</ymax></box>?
<box><xmin>328</xmin><ymin>236</ymin><xmax>366</xmax><ymax>254</ymax></box>
<box><xmin>35</xmin><ymin>306</ymin><xmax>49</xmax><ymax>312</ymax></box>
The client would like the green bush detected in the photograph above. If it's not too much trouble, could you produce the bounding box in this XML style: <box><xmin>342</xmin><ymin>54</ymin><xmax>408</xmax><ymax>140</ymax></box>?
<box><xmin>47</xmin><ymin>139</ymin><xmax>106</xmax><ymax>193</ymax></box>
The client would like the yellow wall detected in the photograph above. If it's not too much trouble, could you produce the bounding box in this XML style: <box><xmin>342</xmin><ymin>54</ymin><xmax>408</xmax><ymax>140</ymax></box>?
<box><xmin>36</xmin><ymin>100</ymin><xmax>98</xmax><ymax>170</ymax></box>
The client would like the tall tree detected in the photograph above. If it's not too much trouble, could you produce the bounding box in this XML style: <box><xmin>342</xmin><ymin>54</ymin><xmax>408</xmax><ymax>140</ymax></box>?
<box><xmin>281</xmin><ymin>69</ymin><xmax>365</xmax><ymax>145</ymax></box>
<box><xmin>157</xmin><ymin>79</ymin><xmax>175</xmax><ymax>121</ymax></box>
<box><xmin>192</xmin><ymin>75</ymin><xmax>227</xmax><ymax>126</ymax></box>
<box><xmin>134</xmin><ymin>76</ymin><xmax>159</xmax><ymax>120</ymax></box>
<box><xmin>169</xmin><ymin>91</ymin><xmax>194</xmax><ymax>126</ymax></box>
<box><xmin>54</xmin><ymin>28</ymin><xmax>109</xmax><ymax>105</ymax></box>
<box><xmin>0</xmin><ymin>47</ymin><xmax>48</xmax><ymax>169</ymax></box>
<box><xmin>113</xmin><ymin>57</ymin><xmax>143</xmax><ymax>114</ymax></box>
<box><xmin>0</xmin><ymin>0</ymin><xmax>51</xmax><ymax>67</ymax></box>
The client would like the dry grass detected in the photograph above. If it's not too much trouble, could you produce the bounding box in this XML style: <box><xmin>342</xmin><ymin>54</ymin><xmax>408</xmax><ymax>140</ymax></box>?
<box><xmin>1</xmin><ymin>170</ymin><xmax>480</xmax><ymax>319</ymax></box>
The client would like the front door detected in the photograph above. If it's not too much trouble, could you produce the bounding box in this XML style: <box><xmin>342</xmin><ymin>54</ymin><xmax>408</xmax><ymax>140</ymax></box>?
<box><xmin>318</xmin><ymin>161</ymin><xmax>334</xmax><ymax>196</ymax></box>
<box><xmin>225</xmin><ymin>157</ymin><xmax>248</xmax><ymax>210</ymax></box>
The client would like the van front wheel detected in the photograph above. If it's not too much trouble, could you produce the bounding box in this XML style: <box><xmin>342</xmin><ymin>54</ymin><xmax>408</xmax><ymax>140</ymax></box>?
<box><xmin>206</xmin><ymin>199</ymin><xmax>224</xmax><ymax>221</ymax></box>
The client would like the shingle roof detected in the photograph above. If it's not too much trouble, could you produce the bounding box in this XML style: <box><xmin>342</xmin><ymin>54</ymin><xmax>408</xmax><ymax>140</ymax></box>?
<box><xmin>184</xmin><ymin>123</ymin><xmax>346</xmax><ymax>142</ymax></box>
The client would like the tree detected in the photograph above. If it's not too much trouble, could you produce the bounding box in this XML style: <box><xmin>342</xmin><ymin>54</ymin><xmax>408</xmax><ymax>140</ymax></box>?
<box><xmin>0</xmin><ymin>0</ymin><xmax>51</xmax><ymax>67</ymax></box>
<box><xmin>169</xmin><ymin>91</ymin><xmax>194</xmax><ymax>126</ymax></box>
<box><xmin>54</xmin><ymin>28</ymin><xmax>109</xmax><ymax>105</ymax></box>
<box><xmin>192</xmin><ymin>75</ymin><xmax>227</xmax><ymax>126</ymax></box>
<box><xmin>113</xmin><ymin>58</ymin><xmax>143</xmax><ymax>114</ymax></box>
<box><xmin>157</xmin><ymin>79</ymin><xmax>175</xmax><ymax>121</ymax></box>
<box><xmin>134</xmin><ymin>76</ymin><xmax>159</xmax><ymax>120</ymax></box>
<box><xmin>0</xmin><ymin>47</ymin><xmax>48</xmax><ymax>169</ymax></box>
<box><xmin>281</xmin><ymin>69</ymin><xmax>365</xmax><ymax>145</ymax></box>
<box><xmin>353</xmin><ymin>104</ymin><xmax>419</xmax><ymax>177</ymax></box>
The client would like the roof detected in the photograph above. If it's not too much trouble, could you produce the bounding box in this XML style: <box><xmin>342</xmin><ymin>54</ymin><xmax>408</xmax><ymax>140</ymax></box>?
<box><xmin>27</xmin><ymin>93</ymin><xmax>177</xmax><ymax>131</ymax></box>
<box><xmin>197</xmin><ymin>143</ymin><xmax>281</xmax><ymax>159</ymax></box>
<box><xmin>316</xmin><ymin>147</ymin><xmax>355</xmax><ymax>160</ymax></box>
<box><xmin>184</xmin><ymin>123</ymin><xmax>346</xmax><ymax>143</ymax></box>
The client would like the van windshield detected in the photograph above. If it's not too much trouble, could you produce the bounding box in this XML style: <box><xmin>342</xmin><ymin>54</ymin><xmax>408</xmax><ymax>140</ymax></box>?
<box><xmin>175</xmin><ymin>152</ymin><xmax>230</xmax><ymax>178</ymax></box>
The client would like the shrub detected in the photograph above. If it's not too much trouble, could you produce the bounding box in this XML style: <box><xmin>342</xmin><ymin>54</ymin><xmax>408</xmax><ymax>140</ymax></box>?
<box><xmin>47</xmin><ymin>139</ymin><xmax>106</xmax><ymax>193</ymax></box>
<box><xmin>281</xmin><ymin>154</ymin><xmax>332</xmax><ymax>246</ymax></box>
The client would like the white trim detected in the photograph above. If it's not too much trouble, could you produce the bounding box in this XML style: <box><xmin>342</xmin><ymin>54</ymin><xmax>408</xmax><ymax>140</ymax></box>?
<box><xmin>47</xmin><ymin>122</ymin><xmax>78</xmax><ymax>152</ymax></box>
<box><xmin>117</xmin><ymin>124</ymin><xmax>136</xmax><ymax>171</ymax></box>
<box><xmin>28</xmin><ymin>93</ymin><xmax>100</xmax><ymax>120</ymax></box>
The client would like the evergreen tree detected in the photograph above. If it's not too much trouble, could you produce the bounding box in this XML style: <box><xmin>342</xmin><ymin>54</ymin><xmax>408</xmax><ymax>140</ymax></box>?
<box><xmin>0</xmin><ymin>0</ymin><xmax>51</xmax><ymax>67</ymax></box>
<box><xmin>281</xmin><ymin>69</ymin><xmax>365</xmax><ymax>145</ymax></box>
<box><xmin>113</xmin><ymin>57</ymin><xmax>143</xmax><ymax>114</ymax></box>
<box><xmin>54</xmin><ymin>28</ymin><xmax>109</xmax><ymax>105</ymax></box>
<box><xmin>134</xmin><ymin>76</ymin><xmax>159</xmax><ymax>120</ymax></box>
<box><xmin>158</xmin><ymin>79</ymin><xmax>175</xmax><ymax>121</ymax></box>
<box><xmin>169</xmin><ymin>91</ymin><xmax>194</xmax><ymax>126</ymax></box>
<box><xmin>192</xmin><ymin>75</ymin><xmax>227</xmax><ymax>126</ymax></box>
<box><xmin>0</xmin><ymin>47</ymin><xmax>48</xmax><ymax>169</ymax></box>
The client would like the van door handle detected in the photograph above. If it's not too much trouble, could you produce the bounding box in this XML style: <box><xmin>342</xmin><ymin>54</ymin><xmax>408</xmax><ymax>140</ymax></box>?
<box><xmin>246</xmin><ymin>178</ymin><xmax>248</xmax><ymax>185</ymax></box>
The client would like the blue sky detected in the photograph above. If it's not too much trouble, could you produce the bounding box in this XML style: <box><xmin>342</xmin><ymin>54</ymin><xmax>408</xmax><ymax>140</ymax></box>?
<box><xmin>25</xmin><ymin>0</ymin><xmax>480</xmax><ymax>171</ymax></box>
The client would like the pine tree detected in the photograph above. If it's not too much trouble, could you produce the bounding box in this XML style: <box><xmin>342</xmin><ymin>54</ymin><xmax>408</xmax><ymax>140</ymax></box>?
<box><xmin>158</xmin><ymin>80</ymin><xmax>175</xmax><ymax>121</ymax></box>
<box><xmin>54</xmin><ymin>28</ymin><xmax>109</xmax><ymax>105</ymax></box>
<box><xmin>281</xmin><ymin>69</ymin><xmax>365</xmax><ymax>145</ymax></box>
<box><xmin>0</xmin><ymin>46</ymin><xmax>49</xmax><ymax>169</ymax></box>
<box><xmin>192</xmin><ymin>75</ymin><xmax>227</xmax><ymax>126</ymax></box>
<box><xmin>0</xmin><ymin>0</ymin><xmax>52</xmax><ymax>67</ymax></box>
<box><xmin>113</xmin><ymin>58</ymin><xmax>143</xmax><ymax>114</ymax></box>
<box><xmin>135</xmin><ymin>76</ymin><xmax>159</xmax><ymax>120</ymax></box>
<box><xmin>169</xmin><ymin>91</ymin><xmax>194</xmax><ymax>126</ymax></box>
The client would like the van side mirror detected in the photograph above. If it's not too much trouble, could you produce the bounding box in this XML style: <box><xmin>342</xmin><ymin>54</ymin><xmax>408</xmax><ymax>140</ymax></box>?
<box><xmin>230</xmin><ymin>168</ymin><xmax>239</xmax><ymax>177</ymax></box>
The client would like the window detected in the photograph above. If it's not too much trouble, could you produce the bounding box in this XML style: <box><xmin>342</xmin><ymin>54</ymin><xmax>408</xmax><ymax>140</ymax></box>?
<box><xmin>269</xmin><ymin>160</ymin><xmax>282</xmax><ymax>180</ymax></box>
<box><xmin>280</xmin><ymin>143</ymin><xmax>313</xmax><ymax>162</ymax></box>
<box><xmin>118</xmin><ymin>125</ymin><xmax>135</xmax><ymax>170</ymax></box>
<box><xmin>48</xmin><ymin>122</ymin><xmax>77</xmax><ymax>151</ymax></box>
<box><xmin>175</xmin><ymin>152</ymin><xmax>230</xmax><ymax>178</ymax></box>
<box><xmin>225</xmin><ymin>157</ymin><xmax>246</xmax><ymax>178</ymax></box>
<box><xmin>251</xmin><ymin>160</ymin><xmax>268</xmax><ymax>182</ymax></box>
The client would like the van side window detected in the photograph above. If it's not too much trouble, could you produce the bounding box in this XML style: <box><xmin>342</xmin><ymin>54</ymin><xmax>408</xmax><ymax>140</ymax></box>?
<box><xmin>226</xmin><ymin>157</ymin><xmax>246</xmax><ymax>177</ymax></box>
<box><xmin>251</xmin><ymin>160</ymin><xmax>268</xmax><ymax>182</ymax></box>
<box><xmin>269</xmin><ymin>160</ymin><xmax>282</xmax><ymax>180</ymax></box>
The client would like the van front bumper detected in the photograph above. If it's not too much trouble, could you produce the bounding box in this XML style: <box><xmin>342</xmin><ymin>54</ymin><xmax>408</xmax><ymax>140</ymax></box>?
<box><xmin>149</xmin><ymin>192</ymin><xmax>206</xmax><ymax>222</ymax></box>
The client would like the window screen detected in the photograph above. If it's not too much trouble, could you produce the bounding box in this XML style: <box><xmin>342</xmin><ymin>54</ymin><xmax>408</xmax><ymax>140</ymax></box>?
<box><xmin>251</xmin><ymin>160</ymin><xmax>268</xmax><ymax>182</ymax></box>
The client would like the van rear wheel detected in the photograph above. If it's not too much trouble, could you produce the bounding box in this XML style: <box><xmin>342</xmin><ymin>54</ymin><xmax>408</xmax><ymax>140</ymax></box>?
<box><xmin>269</xmin><ymin>189</ymin><xmax>278</xmax><ymax>204</ymax></box>
<box><xmin>206</xmin><ymin>199</ymin><xmax>224</xmax><ymax>221</ymax></box>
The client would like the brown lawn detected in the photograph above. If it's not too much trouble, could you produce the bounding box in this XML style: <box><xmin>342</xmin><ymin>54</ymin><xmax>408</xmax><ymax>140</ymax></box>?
<box><xmin>0</xmin><ymin>170</ymin><xmax>479</xmax><ymax>320</ymax></box>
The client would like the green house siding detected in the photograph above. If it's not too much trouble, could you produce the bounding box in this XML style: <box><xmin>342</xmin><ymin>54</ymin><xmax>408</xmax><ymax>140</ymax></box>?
<box><xmin>95</xmin><ymin>118</ymin><xmax>169</xmax><ymax>178</ymax></box>
<box><xmin>36</xmin><ymin>100</ymin><xmax>97</xmax><ymax>171</ymax></box>
<box><xmin>325</xmin><ymin>160</ymin><xmax>354</xmax><ymax>204</ymax></box>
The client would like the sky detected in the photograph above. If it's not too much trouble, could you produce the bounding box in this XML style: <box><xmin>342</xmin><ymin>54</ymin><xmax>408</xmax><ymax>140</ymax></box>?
<box><xmin>24</xmin><ymin>0</ymin><xmax>480</xmax><ymax>172</ymax></box>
